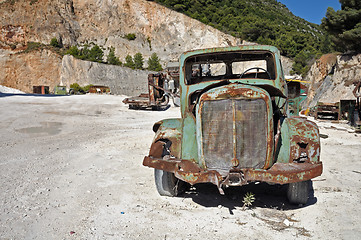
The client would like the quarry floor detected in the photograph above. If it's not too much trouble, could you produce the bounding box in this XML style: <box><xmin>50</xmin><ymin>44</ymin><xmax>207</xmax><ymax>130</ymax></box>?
<box><xmin>0</xmin><ymin>94</ymin><xmax>360</xmax><ymax>240</ymax></box>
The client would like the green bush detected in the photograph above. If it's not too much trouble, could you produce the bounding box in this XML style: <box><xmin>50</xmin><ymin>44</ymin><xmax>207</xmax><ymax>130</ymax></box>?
<box><xmin>50</xmin><ymin>38</ymin><xmax>60</xmax><ymax>48</ymax></box>
<box><xmin>82</xmin><ymin>84</ymin><xmax>94</xmax><ymax>93</ymax></box>
<box><xmin>70</xmin><ymin>83</ymin><xmax>84</xmax><ymax>94</ymax></box>
<box><xmin>125</xmin><ymin>33</ymin><xmax>136</xmax><ymax>41</ymax></box>
<box><xmin>24</xmin><ymin>42</ymin><xmax>42</xmax><ymax>52</ymax></box>
<box><xmin>87</xmin><ymin>45</ymin><xmax>104</xmax><ymax>62</ymax></box>
<box><xmin>66</xmin><ymin>46</ymin><xmax>78</xmax><ymax>56</ymax></box>
<box><xmin>70</xmin><ymin>83</ymin><xmax>93</xmax><ymax>94</ymax></box>
<box><xmin>66</xmin><ymin>44</ymin><xmax>104</xmax><ymax>63</ymax></box>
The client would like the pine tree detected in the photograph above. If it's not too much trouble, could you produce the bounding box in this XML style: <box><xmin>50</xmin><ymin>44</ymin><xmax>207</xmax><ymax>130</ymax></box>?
<box><xmin>134</xmin><ymin>52</ymin><xmax>144</xmax><ymax>69</ymax></box>
<box><xmin>147</xmin><ymin>53</ymin><xmax>162</xmax><ymax>71</ymax></box>
<box><xmin>124</xmin><ymin>55</ymin><xmax>135</xmax><ymax>69</ymax></box>
<box><xmin>107</xmin><ymin>47</ymin><xmax>122</xmax><ymax>66</ymax></box>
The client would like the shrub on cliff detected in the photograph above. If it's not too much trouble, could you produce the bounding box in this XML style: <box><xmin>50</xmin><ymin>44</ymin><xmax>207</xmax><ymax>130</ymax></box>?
<box><xmin>107</xmin><ymin>47</ymin><xmax>122</xmax><ymax>66</ymax></box>
<box><xmin>125</xmin><ymin>33</ymin><xmax>136</xmax><ymax>41</ymax></box>
<box><xmin>50</xmin><ymin>38</ymin><xmax>61</xmax><ymax>48</ymax></box>
<box><xmin>66</xmin><ymin>46</ymin><xmax>80</xmax><ymax>57</ymax></box>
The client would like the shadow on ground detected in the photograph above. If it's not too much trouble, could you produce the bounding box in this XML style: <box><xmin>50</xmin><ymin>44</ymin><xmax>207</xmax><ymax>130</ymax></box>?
<box><xmin>181</xmin><ymin>181</ymin><xmax>317</xmax><ymax>214</ymax></box>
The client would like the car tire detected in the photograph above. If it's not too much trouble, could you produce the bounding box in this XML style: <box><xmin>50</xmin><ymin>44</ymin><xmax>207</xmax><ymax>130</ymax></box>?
<box><xmin>287</xmin><ymin>180</ymin><xmax>310</xmax><ymax>205</ymax></box>
<box><xmin>154</xmin><ymin>169</ymin><xmax>187</xmax><ymax>197</ymax></box>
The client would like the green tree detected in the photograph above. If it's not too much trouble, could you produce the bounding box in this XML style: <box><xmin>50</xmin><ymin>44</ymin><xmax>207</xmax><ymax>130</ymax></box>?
<box><xmin>124</xmin><ymin>55</ymin><xmax>135</xmax><ymax>69</ymax></box>
<box><xmin>88</xmin><ymin>45</ymin><xmax>104</xmax><ymax>62</ymax></box>
<box><xmin>147</xmin><ymin>53</ymin><xmax>163</xmax><ymax>71</ymax></box>
<box><xmin>107</xmin><ymin>47</ymin><xmax>122</xmax><ymax>65</ymax></box>
<box><xmin>321</xmin><ymin>0</ymin><xmax>361</xmax><ymax>52</ymax></box>
<box><xmin>134</xmin><ymin>52</ymin><xmax>144</xmax><ymax>69</ymax></box>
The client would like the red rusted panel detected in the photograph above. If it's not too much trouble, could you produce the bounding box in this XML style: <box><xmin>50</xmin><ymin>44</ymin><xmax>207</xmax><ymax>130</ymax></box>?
<box><xmin>143</xmin><ymin>156</ymin><xmax>323</xmax><ymax>192</ymax></box>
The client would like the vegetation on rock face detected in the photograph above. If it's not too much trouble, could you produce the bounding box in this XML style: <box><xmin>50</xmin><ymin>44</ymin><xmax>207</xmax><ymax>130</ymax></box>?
<box><xmin>65</xmin><ymin>45</ymin><xmax>151</xmax><ymax>71</ymax></box>
<box><xmin>154</xmin><ymin>0</ymin><xmax>334</xmax><ymax>76</ymax></box>
<box><xmin>50</xmin><ymin>38</ymin><xmax>61</xmax><ymax>48</ymax></box>
<box><xmin>123</xmin><ymin>53</ymin><xmax>146</xmax><ymax>70</ymax></box>
<box><xmin>124</xmin><ymin>55</ymin><xmax>135</xmax><ymax>69</ymax></box>
<box><xmin>107</xmin><ymin>47</ymin><xmax>122</xmax><ymax>66</ymax></box>
<box><xmin>125</xmin><ymin>33</ymin><xmax>136</xmax><ymax>41</ymax></box>
<box><xmin>24</xmin><ymin>42</ymin><xmax>43</xmax><ymax>53</ymax></box>
<box><xmin>147</xmin><ymin>53</ymin><xmax>163</xmax><ymax>71</ymax></box>
<box><xmin>134</xmin><ymin>52</ymin><xmax>144</xmax><ymax>70</ymax></box>
<box><xmin>65</xmin><ymin>44</ymin><xmax>104</xmax><ymax>63</ymax></box>
<box><xmin>322</xmin><ymin>0</ymin><xmax>361</xmax><ymax>53</ymax></box>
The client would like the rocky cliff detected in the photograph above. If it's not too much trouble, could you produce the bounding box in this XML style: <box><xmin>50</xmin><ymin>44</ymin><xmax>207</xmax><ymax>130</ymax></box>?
<box><xmin>304</xmin><ymin>52</ymin><xmax>361</xmax><ymax>108</ymax></box>
<box><xmin>0</xmin><ymin>0</ymin><xmax>240</xmax><ymax>63</ymax></box>
<box><xmin>0</xmin><ymin>0</ymin><xmax>244</xmax><ymax>93</ymax></box>
<box><xmin>0</xmin><ymin>48</ymin><xmax>62</xmax><ymax>92</ymax></box>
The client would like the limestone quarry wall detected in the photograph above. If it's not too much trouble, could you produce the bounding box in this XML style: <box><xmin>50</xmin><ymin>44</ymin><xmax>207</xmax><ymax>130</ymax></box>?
<box><xmin>60</xmin><ymin>55</ymin><xmax>150</xmax><ymax>96</ymax></box>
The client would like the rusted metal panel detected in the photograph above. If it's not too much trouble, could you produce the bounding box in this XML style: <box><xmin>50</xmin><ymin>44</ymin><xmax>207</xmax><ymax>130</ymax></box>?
<box><xmin>143</xmin><ymin>156</ymin><xmax>322</xmax><ymax>192</ymax></box>
<box><xmin>276</xmin><ymin>117</ymin><xmax>320</xmax><ymax>164</ymax></box>
<box><xmin>149</xmin><ymin>118</ymin><xmax>183</xmax><ymax>159</ymax></box>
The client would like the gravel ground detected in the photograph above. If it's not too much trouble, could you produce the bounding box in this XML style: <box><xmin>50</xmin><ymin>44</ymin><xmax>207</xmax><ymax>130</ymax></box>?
<box><xmin>0</xmin><ymin>94</ymin><xmax>360</xmax><ymax>240</ymax></box>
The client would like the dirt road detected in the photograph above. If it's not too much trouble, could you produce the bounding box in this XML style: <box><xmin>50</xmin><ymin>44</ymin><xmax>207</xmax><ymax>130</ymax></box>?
<box><xmin>0</xmin><ymin>94</ymin><xmax>360</xmax><ymax>239</ymax></box>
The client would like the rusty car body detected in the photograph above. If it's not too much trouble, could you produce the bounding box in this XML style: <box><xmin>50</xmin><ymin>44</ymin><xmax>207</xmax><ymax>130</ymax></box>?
<box><xmin>314</xmin><ymin>102</ymin><xmax>339</xmax><ymax>120</ymax></box>
<box><xmin>143</xmin><ymin>45</ymin><xmax>322</xmax><ymax>204</ymax></box>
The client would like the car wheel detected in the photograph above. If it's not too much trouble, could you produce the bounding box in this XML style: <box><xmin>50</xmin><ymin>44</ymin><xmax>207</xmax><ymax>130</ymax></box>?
<box><xmin>154</xmin><ymin>169</ymin><xmax>187</xmax><ymax>197</ymax></box>
<box><xmin>287</xmin><ymin>180</ymin><xmax>310</xmax><ymax>205</ymax></box>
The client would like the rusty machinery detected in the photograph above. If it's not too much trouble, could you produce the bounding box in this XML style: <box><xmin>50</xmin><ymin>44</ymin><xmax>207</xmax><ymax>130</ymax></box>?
<box><xmin>123</xmin><ymin>73</ymin><xmax>179</xmax><ymax>110</ymax></box>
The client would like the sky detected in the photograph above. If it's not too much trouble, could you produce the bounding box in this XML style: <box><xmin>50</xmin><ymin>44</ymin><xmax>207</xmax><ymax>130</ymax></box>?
<box><xmin>278</xmin><ymin>0</ymin><xmax>341</xmax><ymax>24</ymax></box>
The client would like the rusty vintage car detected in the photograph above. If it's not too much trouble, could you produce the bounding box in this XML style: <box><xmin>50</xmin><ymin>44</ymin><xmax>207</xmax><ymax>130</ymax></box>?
<box><xmin>143</xmin><ymin>45</ymin><xmax>322</xmax><ymax>204</ymax></box>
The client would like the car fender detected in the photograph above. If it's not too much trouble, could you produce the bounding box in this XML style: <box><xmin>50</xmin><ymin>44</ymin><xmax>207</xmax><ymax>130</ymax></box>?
<box><xmin>149</xmin><ymin>118</ymin><xmax>182</xmax><ymax>158</ymax></box>
<box><xmin>276</xmin><ymin>117</ymin><xmax>320</xmax><ymax>164</ymax></box>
